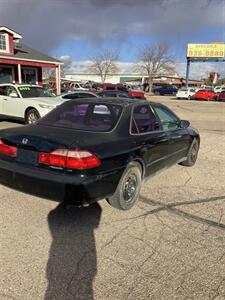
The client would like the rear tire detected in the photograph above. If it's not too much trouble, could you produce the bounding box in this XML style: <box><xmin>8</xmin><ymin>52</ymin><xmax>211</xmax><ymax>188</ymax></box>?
<box><xmin>25</xmin><ymin>109</ymin><xmax>40</xmax><ymax>124</ymax></box>
<box><xmin>188</xmin><ymin>95</ymin><xmax>191</xmax><ymax>100</ymax></box>
<box><xmin>180</xmin><ymin>139</ymin><xmax>199</xmax><ymax>167</ymax></box>
<box><xmin>107</xmin><ymin>162</ymin><xmax>142</xmax><ymax>210</ymax></box>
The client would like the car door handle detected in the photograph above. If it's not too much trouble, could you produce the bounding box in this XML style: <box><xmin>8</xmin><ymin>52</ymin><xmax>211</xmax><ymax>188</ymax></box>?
<box><xmin>3</xmin><ymin>98</ymin><xmax>8</xmax><ymax>101</ymax></box>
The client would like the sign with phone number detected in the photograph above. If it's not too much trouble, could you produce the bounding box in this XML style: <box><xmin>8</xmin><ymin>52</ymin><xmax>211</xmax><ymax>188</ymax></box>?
<box><xmin>187</xmin><ymin>43</ymin><xmax>225</xmax><ymax>58</ymax></box>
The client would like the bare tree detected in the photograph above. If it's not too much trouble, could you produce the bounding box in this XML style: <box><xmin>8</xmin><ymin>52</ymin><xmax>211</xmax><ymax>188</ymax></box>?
<box><xmin>137</xmin><ymin>43</ymin><xmax>174</xmax><ymax>93</ymax></box>
<box><xmin>89</xmin><ymin>50</ymin><xmax>119</xmax><ymax>83</ymax></box>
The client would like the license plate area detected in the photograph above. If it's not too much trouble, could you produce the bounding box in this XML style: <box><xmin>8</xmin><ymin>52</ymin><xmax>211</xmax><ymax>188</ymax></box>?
<box><xmin>16</xmin><ymin>149</ymin><xmax>38</xmax><ymax>165</ymax></box>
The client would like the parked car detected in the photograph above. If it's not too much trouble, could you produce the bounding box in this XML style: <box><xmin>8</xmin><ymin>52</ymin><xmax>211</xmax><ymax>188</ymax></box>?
<box><xmin>97</xmin><ymin>90</ymin><xmax>133</xmax><ymax>98</ymax></box>
<box><xmin>125</xmin><ymin>84</ymin><xmax>143</xmax><ymax>91</ymax></box>
<box><xmin>217</xmin><ymin>89</ymin><xmax>225</xmax><ymax>101</ymax></box>
<box><xmin>102</xmin><ymin>83</ymin><xmax>146</xmax><ymax>99</ymax></box>
<box><xmin>153</xmin><ymin>85</ymin><xmax>178</xmax><ymax>95</ymax></box>
<box><xmin>176</xmin><ymin>87</ymin><xmax>196</xmax><ymax>100</ymax></box>
<box><xmin>59</xmin><ymin>91</ymin><xmax>98</xmax><ymax>100</ymax></box>
<box><xmin>0</xmin><ymin>84</ymin><xmax>62</xmax><ymax>124</ymax></box>
<box><xmin>193</xmin><ymin>89</ymin><xmax>218</xmax><ymax>101</ymax></box>
<box><xmin>0</xmin><ymin>98</ymin><xmax>200</xmax><ymax>210</ymax></box>
<box><xmin>214</xmin><ymin>86</ymin><xmax>224</xmax><ymax>93</ymax></box>
<box><xmin>67</xmin><ymin>82</ymin><xmax>89</xmax><ymax>92</ymax></box>
<box><xmin>200</xmin><ymin>85</ymin><xmax>213</xmax><ymax>90</ymax></box>
<box><xmin>127</xmin><ymin>89</ymin><xmax>146</xmax><ymax>99</ymax></box>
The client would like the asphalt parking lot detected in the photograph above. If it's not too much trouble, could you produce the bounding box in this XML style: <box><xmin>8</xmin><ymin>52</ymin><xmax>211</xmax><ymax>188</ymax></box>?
<box><xmin>1</xmin><ymin>96</ymin><xmax>225</xmax><ymax>300</ymax></box>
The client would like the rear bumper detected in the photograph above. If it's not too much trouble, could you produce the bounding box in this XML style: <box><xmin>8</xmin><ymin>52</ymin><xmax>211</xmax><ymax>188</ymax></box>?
<box><xmin>0</xmin><ymin>159</ymin><xmax>124</xmax><ymax>205</ymax></box>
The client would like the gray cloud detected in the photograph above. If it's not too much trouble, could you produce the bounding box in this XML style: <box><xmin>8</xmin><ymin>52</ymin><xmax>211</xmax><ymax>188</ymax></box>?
<box><xmin>0</xmin><ymin>0</ymin><xmax>224</xmax><ymax>55</ymax></box>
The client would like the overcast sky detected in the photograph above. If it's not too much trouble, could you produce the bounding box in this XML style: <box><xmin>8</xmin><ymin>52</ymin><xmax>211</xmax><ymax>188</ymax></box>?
<box><xmin>0</xmin><ymin>0</ymin><xmax>224</xmax><ymax>78</ymax></box>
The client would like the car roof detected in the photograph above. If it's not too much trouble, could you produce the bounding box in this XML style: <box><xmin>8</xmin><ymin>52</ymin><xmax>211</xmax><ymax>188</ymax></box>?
<box><xmin>62</xmin><ymin>91</ymin><xmax>97</xmax><ymax>95</ymax></box>
<box><xmin>66</xmin><ymin>97</ymin><xmax>148</xmax><ymax>106</ymax></box>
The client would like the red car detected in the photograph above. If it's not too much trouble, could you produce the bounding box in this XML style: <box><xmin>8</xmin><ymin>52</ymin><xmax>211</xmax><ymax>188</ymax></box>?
<box><xmin>194</xmin><ymin>89</ymin><xmax>218</xmax><ymax>101</ymax></box>
<box><xmin>217</xmin><ymin>90</ymin><xmax>225</xmax><ymax>101</ymax></box>
<box><xmin>102</xmin><ymin>83</ymin><xmax>146</xmax><ymax>100</ymax></box>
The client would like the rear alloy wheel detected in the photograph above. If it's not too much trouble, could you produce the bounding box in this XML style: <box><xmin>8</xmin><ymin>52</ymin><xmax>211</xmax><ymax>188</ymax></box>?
<box><xmin>25</xmin><ymin>109</ymin><xmax>40</xmax><ymax>124</ymax></box>
<box><xmin>180</xmin><ymin>139</ymin><xmax>199</xmax><ymax>167</ymax></box>
<box><xmin>107</xmin><ymin>162</ymin><xmax>142</xmax><ymax>210</ymax></box>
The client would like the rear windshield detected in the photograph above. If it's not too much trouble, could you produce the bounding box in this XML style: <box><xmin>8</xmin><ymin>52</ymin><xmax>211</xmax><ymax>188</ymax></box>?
<box><xmin>38</xmin><ymin>101</ymin><xmax>123</xmax><ymax>132</ymax></box>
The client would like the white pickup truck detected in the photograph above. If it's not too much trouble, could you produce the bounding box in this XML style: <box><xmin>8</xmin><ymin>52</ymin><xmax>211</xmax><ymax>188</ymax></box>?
<box><xmin>0</xmin><ymin>84</ymin><xmax>64</xmax><ymax>124</ymax></box>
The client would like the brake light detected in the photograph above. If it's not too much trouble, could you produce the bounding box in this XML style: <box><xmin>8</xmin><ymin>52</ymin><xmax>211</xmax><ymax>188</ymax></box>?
<box><xmin>0</xmin><ymin>139</ymin><xmax>17</xmax><ymax>157</ymax></box>
<box><xmin>39</xmin><ymin>149</ymin><xmax>100</xmax><ymax>169</ymax></box>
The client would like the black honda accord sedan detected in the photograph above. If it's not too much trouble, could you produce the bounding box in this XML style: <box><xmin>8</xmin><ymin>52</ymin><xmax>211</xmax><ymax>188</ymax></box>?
<box><xmin>0</xmin><ymin>98</ymin><xmax>200</xmax><ymax>210</ymax></box>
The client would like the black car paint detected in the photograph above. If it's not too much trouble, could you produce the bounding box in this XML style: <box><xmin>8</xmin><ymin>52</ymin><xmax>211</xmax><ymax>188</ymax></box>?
<box><xmin>0</xmin><ymin>98</ymin><xmax>199</xmax><ymax>205</ymax></box>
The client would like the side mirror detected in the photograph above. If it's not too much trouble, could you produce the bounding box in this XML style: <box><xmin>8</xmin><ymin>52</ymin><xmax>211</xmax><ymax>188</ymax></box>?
<box><xmin>9</xmin><ymin>92</ymin><xmax>18</xmax><ymax>98</ymax></box>
<box><xmin>180</xmin><ymin>120</ymin><xmax>190</xmax><ymax>128</ymax></box>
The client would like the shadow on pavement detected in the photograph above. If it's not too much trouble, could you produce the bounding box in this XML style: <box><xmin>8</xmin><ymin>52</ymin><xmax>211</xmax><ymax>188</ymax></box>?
<box><xmin>45</xmin><ymin>203</ymin><xmax>102</xmax><ymax>300</ymax></box>
<box><xmin>139</xmin><ymin>195</ymin><xmax>225</xmax><ymax>230</ymax></box>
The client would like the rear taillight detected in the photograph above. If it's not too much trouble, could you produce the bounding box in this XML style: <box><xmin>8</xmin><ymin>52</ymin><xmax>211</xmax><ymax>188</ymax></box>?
<box><xmin>38</xmin><ymin>149</ymin><xmax>100</xmax><ymax>170</ymax></box>
<box><xmin>0</xmin><ymin>139</ymin><xmax>17</xmax><ymax>157</ymax></box>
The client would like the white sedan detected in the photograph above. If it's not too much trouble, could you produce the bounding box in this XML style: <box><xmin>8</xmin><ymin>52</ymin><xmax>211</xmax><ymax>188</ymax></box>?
<box><xmin>176</xmin><ymin>87</ymin><xmax>196</xmax><ymax>100</ymax></box>
<box><xmin>214</xmin><ymin>86</ymin><xmax>224</xmax><ymax>93</ymax></box>
<box><xmin>0</xmin><ymin>84</ymin><xmax>64</xmax><ymax>124</ymax></box>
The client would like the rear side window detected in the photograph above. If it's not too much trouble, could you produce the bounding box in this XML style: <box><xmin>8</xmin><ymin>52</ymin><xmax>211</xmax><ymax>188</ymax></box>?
<box><xmin>79</xmin><ymin>93</ymin><xmax>96</xmax><ymax>98</ymax></box>
<box><xmin>62</xmin><ymin>93</ymin><xmax>79</xmax><ymax>99</ymax></box>
<box><xmin>38</xmin><ymin>102</ymin><xmax>123</xmax><ymax>132</ymax></box>
<box><xmin>131</xmin><ymin>104</ymin><xmax>159</xmax><ymax>134</ymax></box>
<box><xmin>62</xmin><ymin>93</ymin><xmax>96</xmax><ymax>99</ymax></box>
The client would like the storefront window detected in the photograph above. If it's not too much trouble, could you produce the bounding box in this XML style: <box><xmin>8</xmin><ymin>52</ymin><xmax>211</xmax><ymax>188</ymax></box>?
<box><xmin>0</xmin><ymin>66</ymin><xmax>13</xmax><ymax>83</ymax></box>
<box><xmin>21</xmin><ymin>68</ymin><xmax>37</xmax><ymax>84</ymax></box>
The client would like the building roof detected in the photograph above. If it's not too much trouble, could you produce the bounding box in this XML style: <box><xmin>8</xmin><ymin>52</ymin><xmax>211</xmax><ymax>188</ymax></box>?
<box><xmin>0</xmin><ymin>26</ymin><xmax>22</xmax><ymax>39</ymax></box>
<box><xmin>0</xmin><ymin>42</ymin><xmax>62</xmax><ymax>64</ymax></box>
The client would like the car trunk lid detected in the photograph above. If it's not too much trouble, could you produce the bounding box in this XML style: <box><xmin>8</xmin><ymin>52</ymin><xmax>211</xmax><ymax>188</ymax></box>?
<box><xmin>0</xmin><ymin>125</ymin><xmax>81</xmax><ymax>167</ymax></box>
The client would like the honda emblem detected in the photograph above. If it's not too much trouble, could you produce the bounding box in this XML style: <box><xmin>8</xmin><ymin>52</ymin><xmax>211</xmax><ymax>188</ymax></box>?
<box><xmin>22</xmin><ymin>138</ymin><xmax>29</xmax><ymax>145</ymax></box>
